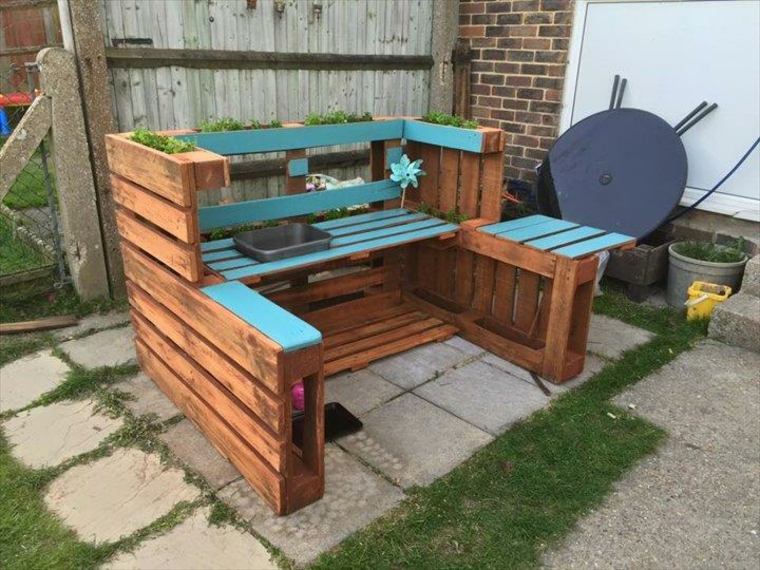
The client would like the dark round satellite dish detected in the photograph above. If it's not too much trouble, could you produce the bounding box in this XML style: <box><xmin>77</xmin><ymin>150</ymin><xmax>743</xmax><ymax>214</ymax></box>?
<box><xmin>537</xmin><ymin>108</ymin><xmax>687</xmax><ymax>239</ymax></box>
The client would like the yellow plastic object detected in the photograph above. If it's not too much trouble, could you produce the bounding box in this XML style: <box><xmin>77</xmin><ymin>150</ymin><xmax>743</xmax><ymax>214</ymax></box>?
<box><xmin>685</xmin><ymin>281</ymin><xmax>732</xmax><ymax>320</ymax></box>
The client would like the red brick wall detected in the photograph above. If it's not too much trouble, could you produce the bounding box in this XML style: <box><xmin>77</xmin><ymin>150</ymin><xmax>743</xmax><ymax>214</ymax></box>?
<box><xmin>459</xmin><ymin>0</ymin><xmax>574</xmax><ymax>183</ymax></box>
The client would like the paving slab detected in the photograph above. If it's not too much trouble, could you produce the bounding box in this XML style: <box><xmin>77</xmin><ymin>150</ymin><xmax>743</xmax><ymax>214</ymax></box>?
<box><xmin>368</xmin><ymin>341</ymin><xmax>473</xmax><ymax>389</ymax></box>
<box><xmin>220</xmin><ymin>444</ymin><xmax>404</xmax><ymax>566</ymax></box>
<box><xmin>414</xmin><ymin>360</ymin><xmax>549</xmax><ymax>435</ymax></box>
<box><xmin>325</xmin><ymin>369</ymin><xmax>404</xmax><ymax>416</ymax></box>
<box><xmin>708</xmin><ymin>292</ymin><xmax>760</xmax><ymax>352</ymax></box>
<box><xmin>443</xmin><ymin>335</ymin><xmax>486</xmax><ymax>357</ymax></box>
<box><xmin>53</xmin><ymin>311</ymin><xmax>131</xmax><ymax>341</ymax></box>
<box><xmin>543</xmin><ymin>340</ymin><xmax>760</xmax><ymax>569</ymax></box>
<box><xmin>4</xmin><ymin>399</ymin><xmax>122</xmax><ymax>468</ymax></box>
<box><xmin>45</xmin><ymin>447</ymin><xmax>199</xmax><ymax>543</ymax></box>
<box><xmin>115</xmin><ymin>372</ymin><xmax>180</xmax><ymax>422</ymax></box>
<box><xmin>59</xmin><ymin>326</ymin><xmax>136</xmax><ymax>369</ymax></box>
<box><xmin>160</xmin><ymin>419</ymin><xmax>240</xmax><ymax>490</ymax></box>
<box><xmin>103</xmin><ymin>506</ymin><xmax>276</xmax><ymax>570</ymax></box>
<box><xmin>0</xmin><ymin>350</ymin><xmax>69</xmax><ymax>412</ymax></box>
<box><xmin>339</xmin><ymin>393</ymin><xmax>493</xmax><ymax>488</ymax></box>
<box><xmin>586</xmin><ymin>314</ymin><xmax>654</xmax><ymax>359</ymax></box>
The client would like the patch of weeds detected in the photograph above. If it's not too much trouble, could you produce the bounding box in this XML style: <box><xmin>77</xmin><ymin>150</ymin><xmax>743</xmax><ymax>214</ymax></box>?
<box><xmin>304</xmin><ymin>110</ymin><xmax>373</xmax><ymax>125</ymax></box>
<box><xmin>0</xmin><ymin>332</ymin><xmax>55</xmax><ymax>368</ymax></box>
<box><xmin>207</xmin><ymin>500</ymin><xmax>239</xmax><ymax>527</ymax></box>
<box><xmin>270</xmin><ymin>119</ymin><xmax>283</xmax><ymax>128</ymax></box>
<box><xmin>107</xmin><ymin>414</ymin><xmax>164</xmax><ymax>453</ymax></box>
<box><xmin>672</xmin><ymin>237</ymin><xmax>747</xmax><ymax>263</ymax></box>
<box><xmin>130</xmin><ymin>129</ymin><xmax>195</xmax><ymax>154</ymax></box>
<box><xmin>34</xmin><ymin>358</ymin><xmax>139</xmax><ymax>407</ymax></box>
<box><xmin>421</xmin><ymin>111</ymin><xmax>479</xmax><ymax>129</ymax></box>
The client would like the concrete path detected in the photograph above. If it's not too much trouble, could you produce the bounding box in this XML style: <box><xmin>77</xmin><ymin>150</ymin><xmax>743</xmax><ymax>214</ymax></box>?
<box><xmin>543</xmin><ymin>340</ymin><xmax>760</xmax><ymax>569</ymax></box>
<box><xmin>0</xmin><ymin>310</ymin><xmax>653</xmax><ymax>568</ymax></box>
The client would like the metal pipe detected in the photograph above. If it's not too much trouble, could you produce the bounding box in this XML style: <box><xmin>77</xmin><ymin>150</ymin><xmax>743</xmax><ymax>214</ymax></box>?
<box><xmin>677</xmin><ymin>103</ymin><xmax>718</xmax><ymax>136</ymax></box>
<box><xmin>608</xmin><ymin>74</ymin><xmax>620</xmax><ymax>110</ymax></box>
<box><xmin>673</xmin><ymin>101</ymin><xmax>707</xmax><ymax>131</ymax></box>
<box><xmin>615</xmin><ymin>77</ymin><xmax>627</xmax><ymax>108</ymax></box>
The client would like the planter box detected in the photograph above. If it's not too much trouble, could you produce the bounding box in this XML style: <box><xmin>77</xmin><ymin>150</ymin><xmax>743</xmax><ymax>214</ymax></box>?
<box><xmin>606</xmin><ymin>228</ymin><xmax>674</xmax><ymax>301</ymax></box>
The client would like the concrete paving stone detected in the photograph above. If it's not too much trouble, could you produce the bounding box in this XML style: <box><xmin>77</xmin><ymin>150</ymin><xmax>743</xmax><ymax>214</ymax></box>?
<box><xmin>339</xmin><ymin>393</ymin><xmax>493</xmax><ymax>488</ymax></box>
<box><xmin>59</xmin><ymin>325</ymin><xmax>136</xmax><ymax>369</ymax></box>
<box><xmin>325</xmin><ymin>369</ymin><xmax>404</xmax><ymax>416</ymax></box>
<box><xmin>115</xmin><ymin>372</ymin><xmax>180</xmax><ymax>422</ymax></box>
<box><xmin>547</xmin><ymin>354</ymin><xmax>606</xmax><ymax>396</ymax></box>
<box><xmin>480</xmin><ymin>352</ymin><xmax>535</xmax><ymax>384</ymax></box>
<box><xmin>4</xmin><ymin>399</ymin><xmax>122</xmax><ymax>468</ymax></box>
<box><xmin>586</xmin><ymin>314</ymin><xmax>654</xmax><ymax>359</ymax></box>
<box><xmin>414</xmin><ymin>360</ymin><xmax>549</xmax><ymax>435</ymax></box>
<box><xmin>53</xmin><ymin>311</ymin><xmax>131</xmax><ymax>341</ymax></box>
<box><xmin>160</xmin><ymin>419</ymin><xmax>240</xmax><ymax>490</ymax></box>
<box><xmin>368</xmin><ymin>341</ymin><xmax>473</xmax><ymax>389</ymax></box>
<box><xmin>543</xmin><ymin>340</ymin><xmax>760</xmax><ymax>569</ymax></box>
<box><xmin>708</xmin><ymin>293</ymin><xmax>760</xmax><ymax>353</ymax></box>
<box><xmin>443</xmin><ymin>335</ymin><xmax>486</xmax><ymax>356</ymax></box>
<box><xmin>103</xmin><ymin>506</ymin><xmax>276</xmax><ymax>570</ymax></box>
<box><xmin>45</xmin><ymin>447</ymin><xmax>200</xmax><ymax>543</ymax></box>
<box><xmin>219</xmin><ymin>444</ymin><xmax>404</xmax><ymax>567</ymax></box>
<box><xmin>0</xmin><ymin>350</ymin><xmax>69</xmax><ymax>412</ymax></box>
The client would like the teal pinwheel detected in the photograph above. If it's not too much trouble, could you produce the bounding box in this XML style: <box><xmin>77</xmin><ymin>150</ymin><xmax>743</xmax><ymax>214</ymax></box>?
<box><xmin>390</xmin><ymin>154</ymin><xmax>425</xmax><ymax>208</ymax></box>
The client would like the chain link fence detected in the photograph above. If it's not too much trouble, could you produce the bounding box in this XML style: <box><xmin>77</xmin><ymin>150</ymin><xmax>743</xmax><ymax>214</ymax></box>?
<box><xmin>1</xmin><ymin>62</ymin><xmax>67</xmax><ymax>288</ymax></box>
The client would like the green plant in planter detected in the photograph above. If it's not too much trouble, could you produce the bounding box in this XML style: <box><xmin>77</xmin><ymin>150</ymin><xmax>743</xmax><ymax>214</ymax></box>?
<box><xmin>199</xmin><ymin>117</ymin><xmax>247</xmax><ymax>132</ymax></box>
<box><xmin>130</xmin><ymin>129</ymin><xmax>195</xmax><ymax>154</ymax></box>
<box><xmin>303</xmin><ymin>110</ymin><xmax>373</xmax><ymax>126</ymax></box>
<box><xmin>269</xmin><ymin>119</ymin><xmax>283</xmax><ymax>128</ymax></box>
<box><xmin>421</xmin><ymin>111</ymin><xmax>479</xmax><ymax>129</ymax></box>
<box><xmin>673</xmin><ymin>238</ymin><xmax>746</xmax><ymax>264</ymax></box>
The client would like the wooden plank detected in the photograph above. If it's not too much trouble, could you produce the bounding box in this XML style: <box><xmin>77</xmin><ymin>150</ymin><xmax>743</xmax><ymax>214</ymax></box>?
<box><xmin>175</xmin><ymin>120</ymin><xmax>405</xmax><ymax>155</ymax></box>
<box><xmin>268</xmin><ymin>266</ymin><xmax>391</xmax><ymax>307</ymax></box>
<box><xmin>285</xmin><ymin>150</ymin><xmax>307</xmax><ymax>194</ymax></box>
<box><xmin>132</xmin><ymin>312</ymin><xmax>286</xmax><ymax>471</ymax></box>
<box><xmin>127</xmin><ymin>283</ymin><xmax>284</xmax><ymax>432</ymax></box>
<box><xmin>418</xmin><ymin>144</ymin><xmax>441</xmax><ymax>209</ymax></box>
<box><xmin>526</xmin><ymin>225</ymin><xmax>606</xmax><ymax>250</ymax></box>
<box><xmin>498</xmin><ymin>220</ymin><xmax>580</xmax><ymax>242</ymax></box>
<box><xmin>513</xmin><ymin>270</ymin><xmax>541</xmax><ymax>333</ymax></box>
<box><xmin>491</xmin><ymin>262</ymin><xmax>516</xmax><ymax>324</ymax></box>
<box><xmin>478</xmin><ymin>152</ymin><xmax>504</xmax><ymax>221</ymax></box>
<box><xmin>111</xmin><ymin>174</ymin><xmax>198</xmax><ymax>243</ymax></box>
<box><xmin>459</xmin><ymin>227</ymin><xmax>556</xmax><ymax>278</ymax></box>
<box><xmin>0</xmin><ymin>315</ymin><xmax>77</xmax><ymax>335</ymax></box>
<box><xmin>301</xmin><ymin>292</ymin><xmax>402</xmax><ymax>332</ymax></box>
<box><xmin>454</xmin><ymin>249</ymin><xmax>475</xmax><ymax>307</ymax></box>
<box><xmin>201</xmin><ymin>238</ymin><xmax>235</xmax><ymax>252</ymax></box>
<box><xmin>552</xmin><ymin>233</ymin><xmax>637</xmax><ymax>258</ymax></box>
<box><xmin>323</xmin><ymin>311</ymin><xmax>423</xmax><ymax>349</ymax></box>
<box><xmin>313</xmin><ymin>208</ymin><xmax>409</xmax><ymax>230</ymax></box>
<box><xmin>326</xmin><ymin>213</ymin><xmax>425</xmax><ymax>237</ymax></box>
<box><xmin>121</xmin><ymin>243</ymin><xmax>283</xmax><ymax>390</ymax></box>
<box><xmin>331</xmin><ymin>218</ymin><xmax>447</xmax><ymax>247</ymax></box>
<box><xmin>403</xmin><ymin>120</ymin><xmax>484</xmax><ymax>153</ymax></box>
<box><xmin>105</xmin><ymin>135</ymin><xmax>194</xmax><ymax>206</ymax></box>
<box><xmin>190</xmin><ymin>151</ymin><xmax>231</xmax><ymax>190</ymax></box>
<box><xmin>540</xmin><ymin>256</ymin><xmax>578</xmax><ymax>381</ymax></box>
<box><xmin>135</xmin><ymin>340</ymin><xmax>286</xmax><ymax>513</ymax></box>
<box><xmin>438</xmin><ymin>148</ymin><xmax>460</xmax><ymax>214</ymax></box>
<box><xmin>202</xmin><ymin>282</ymin><xmax>322</xmax><ymax>352</ymax></box>
<box><xmin>287</xmin><ymin>157</ymin><xmax>309</xmax><ymax>177</ymax></box>
<box><xmin>369</xmin><ymin>141</ymin><xmax>385</xmax><ymax>181</ymax></box>
<box><xmin>459</xmin><ymin>318</ymin><xmax>543</xmax><ymax>371</ymax></box>
<box><xmin>480</xmin><ymin>128</ymin><xmax>505</xmax><ymax>153</ymax></box>
<box><xmin>478</xmin><ymin>215</ymin><xmax>554</xmax><ymax>235</ymax></box>
<box><xmin>472</xmin><ymin>256</ymin><xmax>496</xmax><ymax>313</ymax></box>
<box><xmin>116</xmin><ymin>208</ymin><xmax>202</xmax><ymax>282</ymax></box>
<box><xmin>199</xmin><ymin>179</ymin><xmax>401</xmax><ymax>231</ymax></box>
<box><xmin>457</xmin><ymin>152</ymin><xmax>481</xmax><ymax>218</ymax></box>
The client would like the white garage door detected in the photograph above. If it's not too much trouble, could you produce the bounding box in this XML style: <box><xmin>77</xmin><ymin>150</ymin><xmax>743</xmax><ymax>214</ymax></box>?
<box><xmin>561</xmin><ymin>0</ymin><xmax>760</xmax><ymax>221</ymax></box>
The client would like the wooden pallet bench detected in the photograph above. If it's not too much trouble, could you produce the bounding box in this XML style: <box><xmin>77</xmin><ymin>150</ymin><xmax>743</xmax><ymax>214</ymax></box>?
<box><xmin>106</xmin><ymin>116</ymin><xmax>633</xmax><ymax>516</ymax></box>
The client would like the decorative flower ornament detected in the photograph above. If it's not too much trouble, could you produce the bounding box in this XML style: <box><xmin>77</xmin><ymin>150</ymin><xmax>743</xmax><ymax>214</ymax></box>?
<box><xmin>390</xmin><ymin>154</ymin><xmax>425</xmax><ymax>208</ymax></box>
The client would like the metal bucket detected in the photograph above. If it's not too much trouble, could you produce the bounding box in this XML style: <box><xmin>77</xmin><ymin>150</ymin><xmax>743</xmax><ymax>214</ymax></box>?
<box><xmin>667</xmin><ymin>243</ymin><xmax>747</xmax><ymax>308</ymax></box>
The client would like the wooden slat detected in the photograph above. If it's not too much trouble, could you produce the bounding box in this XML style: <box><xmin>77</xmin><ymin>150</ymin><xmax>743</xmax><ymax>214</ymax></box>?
<box><xmin>112</xmin><ymin>174</ymin><xmax>198</xmax><ymax>243</ymax></box>
<box><xmin>0</xmin><ymin>315</ymin><xmax>77</xmax><ymax>335</ymax></box>
<box><xmin>454</xmin><ymin>249</ymin><xmax>475</xmax><ymax>307</ymax></box>
<box><xmin>552</xmin><ymin>233</ymin><xmax>636</xmax><ymax>258</ymax></box>
<box><xmin>526</xmin><ymin>226</ymin><xmax>606</xmax><ymax>250</ymax></box>
<box><xmin>116</xmin><ymin>209</ymin><xmax>202</xmax><ymax>282</ymax></box>
<box><xmin>472</xmin><ymin>256</ymin><xmax>496</xmax><ymax>313</ymax></box>
<box><xmin>479</xmin><ymin>215</ymin><xmax>554</xmax><ymax>235</ymax></box>
<box><xmin>201</xmin><ymin>238</ymin><xmax>235</xmax><ymax>252</ymax></box>
<box><xmin>188</xmin><ymin>150</ymin><xmax>231</xmax><ymax>190</ymax></box>
<box><xmin>458</xmin><ymin>318</ymin><xmax>543</xmax><ymax>372</ymax></box>
<box><xmin>285</xmin><ymin>149</ymin><xmax>307</xmax><ymax>194</ymax></box>
<box><xmin>478</xmin><ymin>152</ymin><xmax>503</xmax><ymax>221</ymax></box>
<box><xmin>457</xmin><ymin>151</ymin><xmax>481</xmax><ymax>218</ymax></box>
<box><xmin>313</xmin><ymin>208</ymin><xmax>409</xmax><ymax>230</ymax></box>
<box><xmin>105</xmin><ymin>135</ymin><xmax>194</xmax><ymax>206</ymax></box>
<box><xmin>438</xmin><ymin>148</ymin><xmax>460</xmax><ymax>214</ymax></box>
<box><xmin>300</xmin><ymin>292</ymin><xmax>402</xmax><ymax>332</ymax></box>
<box><xmin>268</xmin><ymin>266</ymin><xmax>391</xmax><ymax>307</ymax></box>
<box><xmin>135</xmin><ymin>340</ymin><xmax>286</xmax><ymax>513</ymax></box>
<box><xmin>325</xmin><ymin>213</ymin><xmax>425</xmax><ymax>237</ymax></box>
<box><xmin>491</xmin><ymin>262</ymin><xmax>516</xmax><ymax>324</ymax></box>
<box><xmin>403</xmin><ymin>120</ymin><xmax>484</xmax><ymax>153</ymax></box>
<box><xmin>499</xmin><ymin>219</ymin><xmax>580</xmax><ymax>242</ymax></box>
<box><xmin>514</xmin><ymin>270</ymin><xmax>541</xmax><ymax>332</ymax></box>
<box><xmin>121</xmin><ymin>243</ymin><xmax>283</xmax><ymax>390</ymax></box>
<box><xmin>331</xmin><ymin>218</ymin><xmax>447</xmax><ymax>247</ymax></box>
<box><xmin>418</xmin><ymin>144</ymin><xmax>441</xmax><ymax>209</ymax></box>
<box><xmin>323</xmin><ymin>310</ymin><xmax>423</xmax><ymax>349</ymax></box>
<box><xmin>459</xmin><ymin>226</ymin><xmax>556</xmax><ymax>278</ymax></box>
<box><xmin>127</xmin><ymin>283</ymin><xmax>284</xmax><ymax>432</ymax></box>
<box><xmin>132</xmin><ymin>312</ymin><xmax>286</xmax><ymax>471</ymax></box>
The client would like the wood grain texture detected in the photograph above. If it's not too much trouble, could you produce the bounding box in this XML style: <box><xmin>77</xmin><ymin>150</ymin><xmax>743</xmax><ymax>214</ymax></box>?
<box><xmin>438</xmin><ymin>148</ymin><xmax>460</xmax><ymax>213</ymax></box>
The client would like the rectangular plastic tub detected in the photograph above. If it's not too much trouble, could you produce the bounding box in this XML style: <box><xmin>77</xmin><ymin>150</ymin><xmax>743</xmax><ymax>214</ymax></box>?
<box><xmin>233</xmin><ymin>223</ymin><xmax>333</xmax><ymax>262</ymax></box>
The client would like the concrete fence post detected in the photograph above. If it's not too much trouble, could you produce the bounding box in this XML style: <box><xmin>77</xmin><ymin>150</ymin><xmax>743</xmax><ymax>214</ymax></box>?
<box><xmin>37</xmin><ymin>47</ymin><xmax>109</xmax><ymax>300</ymax></box>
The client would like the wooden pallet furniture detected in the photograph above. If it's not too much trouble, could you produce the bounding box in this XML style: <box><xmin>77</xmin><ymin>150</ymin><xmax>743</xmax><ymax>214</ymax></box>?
<box><xmin>105</xmin><ymin>117</ymin><xmax>633</xmax><ymax>516</ymax></box>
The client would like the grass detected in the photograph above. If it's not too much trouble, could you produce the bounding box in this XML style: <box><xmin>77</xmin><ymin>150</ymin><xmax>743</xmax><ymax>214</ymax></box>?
<box><xmin>0</xmin><ymin>215</ymin><xmax>50</xmax><ymax>275</ymax></box>
<box><xmin>312</xmin><ymin>286</ymin><xmax>707</xmax><ymax>569</ymax></box>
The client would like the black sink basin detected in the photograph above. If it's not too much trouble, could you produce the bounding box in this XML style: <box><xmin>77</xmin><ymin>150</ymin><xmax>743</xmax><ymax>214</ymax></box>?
<box><xmin>233</xmin><ymin>223</ymin><xmax>333</xmax><ymax>262</ymax></box>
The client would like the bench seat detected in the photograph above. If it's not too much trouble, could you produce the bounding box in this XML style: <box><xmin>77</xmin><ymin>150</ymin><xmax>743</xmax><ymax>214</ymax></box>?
<box><xmin>478</xmin><ymin>215</ymin><xmax>635</xmax><ymax>259</ymax></box>
<box><xmin>201</xmin><ymin>208</ymin><xmax>459</xmax><ymax>281</ymax></box>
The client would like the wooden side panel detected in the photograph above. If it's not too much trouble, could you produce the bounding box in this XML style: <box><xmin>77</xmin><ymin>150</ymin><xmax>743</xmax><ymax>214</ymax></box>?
<box><xmin>458</xmin><ymin>152</ymin><xmax>481</xmax><ymax>218</ymax></box>
<box><xmin>112</xmin><ymin>175</ymin><xmax>198</xmax><ymax>243</ymax></box>
<box><xmin>418</xmin><ymin>144</ymin><xmax>441</xmax><ymax>209</ymax></box>
<box><xmin>285</xmin><ymin>149</ymin><xmax>307</xmax><ymax>195</ymax></box>
<box><xmin>478</xmin><ymin>152</ymin><xmax>504</xmax><ymax>221</ymax></box>
<box><xmin>491</xmin><ymin>263</ymin><xmax>516</xmax><ymax>324</ymax></box>
<box><xmin>115</xmin><ymin>209</ymin><xmax>202</xmax><ymax>282</ymax></box>
<box><xmin>438</xmin><ymin>148</ymin><xmax>459</xmax><ymax>214</ymax></box>
<box><xmin>121</xmin><ymin>243</ymin><xmax>283</xmax><ymax>390</ymax></box>
<box><xmin>513</xmin><ymin>270</ymin><xmax>540</xmax><ymax>333</ymax></box>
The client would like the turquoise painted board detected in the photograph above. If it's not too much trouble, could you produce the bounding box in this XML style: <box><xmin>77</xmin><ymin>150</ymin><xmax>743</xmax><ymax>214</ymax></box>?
<box><xmin>403</xmin><ymin>120</ymin><xmax>483</xmax><ymax>152</ymax></box>
<box><xmin>479</xmin><ymin>215</ymin><xmax>554</xmax><ymax>235</ymax></box>
<box><xmin>201</xmin><ymin>238</ymin><xmax>234</xmax><ymax>252</ymax></box>
<box><xmin>498</xmin><ymin>219</ymin><xmax>579</xmax><ymax>242</ymax></box>
<box><xmin>221</xmin><ymin>222</ymin><xmax>459</xmax><ymax>280</ymax></box>
<box><xmin>202</xmin><ymin>281</ymin><xmax>321</xmax><ymax>352</ymax></box>
<box><xmin>526</xmin><ymin>226</ymin><xmax>606</xmax><ymax>250</ymax></box>
<box><xmin>385</xmin><ymin>146</ymin><xmax>403</xmax><ymax>168</ymax></box>
<box><xmin>552</xmin><ymin>233</ymin><xmax>634</xmax><ymax>258</ymax></box>
<box><xmin>332</xmin><ymin>218</ymin><xmax>446</xmax><ymax>246</ymax></box>
<box><xmin>199</xmin><ymin>179</ymin><xmax>401</xmax><ymax>231</ymax></box>
<box><xmin>326</xmin><ymin>213</ymin><xmax>425</xmax><ymax>236</ymax></box>
<box><xmin>208</xmin><ymin>255</ymin><xmax>258</xmax><ymax>271</ymax></box>
<box><xmin>313</xmin><ymin>208</ymin><xmax>409</xmax><ymax>230</ymax></box>
<box><xmin>175</xmin><ymin>120</ymin><xmax>405</xmax><ymax>155</ymax></box>
<box><xmin>287</xmin><ymin>157</ymin><xmax>309</xmax><ymax>177</ymax></box>
<box><xmin>202</xmin><ymin>249</ymin><xmax>244</xmax><ymax>263</ymax></box>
